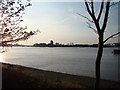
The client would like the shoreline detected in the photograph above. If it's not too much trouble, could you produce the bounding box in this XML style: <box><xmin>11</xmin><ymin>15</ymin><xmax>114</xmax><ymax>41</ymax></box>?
<box><xmin>1</xmin><ymin>62</ymin><xmax>120</xmax><ymax>88</ymax></box>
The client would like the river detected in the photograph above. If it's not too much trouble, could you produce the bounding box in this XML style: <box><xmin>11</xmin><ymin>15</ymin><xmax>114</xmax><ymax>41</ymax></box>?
<box><xmin>0</xmin><ymin>47</ymin><xmax>119</xmax><ymax>81</ymax></box>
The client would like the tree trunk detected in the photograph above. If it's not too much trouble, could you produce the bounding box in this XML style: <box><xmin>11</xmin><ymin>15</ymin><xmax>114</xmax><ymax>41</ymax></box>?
<box><xmin>95</xmin><ymin>32</ymin><xmax>104</xmax><ymax>89</ymax></box>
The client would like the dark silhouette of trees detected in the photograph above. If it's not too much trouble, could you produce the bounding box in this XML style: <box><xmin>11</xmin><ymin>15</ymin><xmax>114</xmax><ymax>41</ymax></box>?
<box><xmin>0</xmin><ymin>0</ymin><xmax>38</xmax><ymax>52</ymax></box>
<box><xmin>78</xmin><ymin>0</ymin><xmax>120</xmax><ymax>89</ymax></box>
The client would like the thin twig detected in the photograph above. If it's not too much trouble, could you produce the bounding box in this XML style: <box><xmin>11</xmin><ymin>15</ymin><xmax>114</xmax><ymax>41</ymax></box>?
<box><xmin>110</xmin><ymin>2</ymin><xmax>119</xmax><ymax>7</ymax></box>
<box><xmin>77</xmin><ymin>13</ymin><xmax>94</xmax><ymax>23</ymax></box>
<box><xmin>86</xmin><ymin>21</ymin><xmax>98</xmax><ymax>34</ymax></box>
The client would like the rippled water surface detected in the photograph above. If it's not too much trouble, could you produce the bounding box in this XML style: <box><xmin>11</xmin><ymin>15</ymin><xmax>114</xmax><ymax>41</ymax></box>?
<box><xmin>1</xmin><ymin>47</ymin><xmax>119</xmax><ymax>81</ymax></box>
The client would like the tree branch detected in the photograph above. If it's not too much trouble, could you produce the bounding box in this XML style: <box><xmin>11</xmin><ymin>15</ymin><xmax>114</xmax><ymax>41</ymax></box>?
<box><xmin>103</xmin><ymin>32</ymin><xmax>120</xmax><ymax>44</ymax></box>
<box><xmin>84</xmin><ymin>0</ymin><xmax>101</xmax><ymax>34</ymax></box>
<box><xmin>85</xmin><ymin>0</ymin><xmax>97</xmax><ymax>21</ymax></box>
<box><xmin>2</xmin><ymin>30</ymin><xmax>38</xmax><ymax>44</ymax></box>
<box><xmin>102</xmin><ymin>1</ymin><xmax>110</xmax><ymax>32</ymax></box>
<box><xmin>86</xmin><ymin>21</ymin><xmax>98</xmax><ymax>34</ymax></box>
<box><xmin>77</xmin><ymin>13</ymin><xmax>94</xmax><ymax>23</ymax></box>
<box><xmin>85</xmin><ymin>0</ymin><xmax>94</xmax><ymax>20</ymax></box>
<box><xmin>110</xmin><ymin>2</ymin><xmax>119</xmax><ymax>7</ymax></box>
<box><xmin>97</xmin><ymin>0</ymin><xmax>104</xmax><ymax>21</ymax></box>
<box><xmin>91</xmin><ymin>0</ymin><xmax>95</xmax><ymax>18</ymax></box>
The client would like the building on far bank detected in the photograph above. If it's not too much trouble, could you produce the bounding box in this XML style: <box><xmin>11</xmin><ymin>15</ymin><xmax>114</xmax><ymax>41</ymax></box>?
<box><xmin>50</xmin><ymin>40</ymin><xmax>54</xmax><ymax>45</ymax></box>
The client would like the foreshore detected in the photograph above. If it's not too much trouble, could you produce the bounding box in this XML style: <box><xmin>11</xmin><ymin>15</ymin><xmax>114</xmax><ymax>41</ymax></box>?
<box><xmin>0</xmin><ymin>62</ymin><xmax>120</xmax><ymax>88</ymax></box>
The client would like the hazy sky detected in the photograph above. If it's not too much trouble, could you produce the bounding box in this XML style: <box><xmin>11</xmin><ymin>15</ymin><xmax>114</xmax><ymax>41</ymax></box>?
<box><xmin>19</xmin><ymin>1</ymin><xmax>119</xmax><ymax>45</ymax></box>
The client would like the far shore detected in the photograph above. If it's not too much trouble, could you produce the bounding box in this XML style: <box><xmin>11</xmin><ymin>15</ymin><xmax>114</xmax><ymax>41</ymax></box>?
<box><xmin>1</xmin><ymin>62</ymin><xmax>120</xmax><ymax>88</ymax></box>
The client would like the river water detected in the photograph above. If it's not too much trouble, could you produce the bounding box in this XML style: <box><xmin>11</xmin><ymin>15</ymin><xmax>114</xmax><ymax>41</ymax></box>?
<box><xmin>0</xmin><ymin>47</ymin><xmax>119</xmax><ymax>81</ymax></box>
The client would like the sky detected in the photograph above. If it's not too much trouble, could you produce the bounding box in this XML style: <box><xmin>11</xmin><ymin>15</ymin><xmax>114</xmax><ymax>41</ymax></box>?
<box><xmin>18</xmin><ymin>0</ymin><xmax>119</xmax><ymax>45</ymax></box>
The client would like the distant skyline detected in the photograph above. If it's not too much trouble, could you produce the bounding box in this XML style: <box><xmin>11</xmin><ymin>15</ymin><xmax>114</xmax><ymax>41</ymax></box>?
<box><xmin>19</xmin><ymin>1</ymin><xmax>119</xmax><ymax>45</ymax></box>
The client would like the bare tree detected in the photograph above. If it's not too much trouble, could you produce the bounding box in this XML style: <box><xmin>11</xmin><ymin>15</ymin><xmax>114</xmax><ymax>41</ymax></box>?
<box><xmin>0</xmin><ymin>0</ymin><xmax>38</xmax><ymax>52</ymax></box>
<box><xmin>78</xmin><ymin>0</ymin><xmax>120</xmax><ymax>89</ymax></box>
